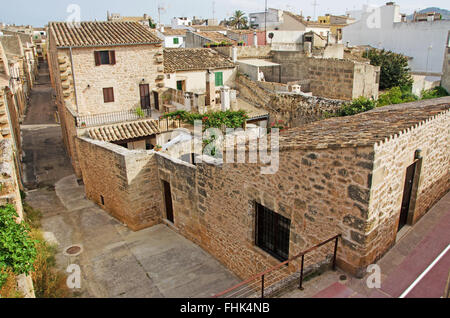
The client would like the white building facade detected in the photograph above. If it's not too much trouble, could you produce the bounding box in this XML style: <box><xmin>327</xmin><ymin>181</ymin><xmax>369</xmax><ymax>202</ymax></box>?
<box><xmin>343</xmin><ymin>3</ymin><xmax>450</xmax><ymax>75</ymax></box>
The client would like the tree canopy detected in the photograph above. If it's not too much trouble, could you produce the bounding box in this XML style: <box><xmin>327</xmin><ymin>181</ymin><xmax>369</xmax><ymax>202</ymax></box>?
<box><xmin>363</xmin><ymin>49</ymin><xmax>413</xmax><ymax>90</ymax></box>
<box><xmin>228</xmin><ymin>10</ymin><xmax>249</xmax><ymax>29</ymax></box>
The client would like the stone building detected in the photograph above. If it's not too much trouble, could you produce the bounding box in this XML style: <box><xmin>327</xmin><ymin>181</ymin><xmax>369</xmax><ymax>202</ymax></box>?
<box><xmin>442</xmin><ymin>32</ymin><xmax>450</xmax><ymax>94</ymax></box>
<box><xmin>47</xmin><ymin>21</ymin><xmax>165</xmax><ymax>177</ymax></box>
<box><xmin>185</xmin><ymin>31</ymin><xmax>237</xmax><ymax>48</ymax></box>
<box><xmin>263</xmin><ymin>50</ymin><xmax>380</xmax><ymax>100</ymax></box>
<box><xmin>164</xmin><ymin>48</ymin><xmax>236</xmax><ymax>98</ymax></box>
<box><xmin>75</xmin><ymin>97</ymin><xmax>449</xmax><ymax>282</ymax></box>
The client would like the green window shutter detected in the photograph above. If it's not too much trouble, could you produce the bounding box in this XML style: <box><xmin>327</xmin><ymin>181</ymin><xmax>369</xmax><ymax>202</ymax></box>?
<box><xmin>177</xmin><ymin>81</ymin><xmax>183</xmax><ymax>91</ymax></box>
<box><xmin>215</xmin><ymin>72</ymin><xmax>223</xmax><ymax>86</ymax></box>
<box><xmin>173</xmin><ymin>37</ymin><xmax>179</xmax><ymax>44</ymax></box>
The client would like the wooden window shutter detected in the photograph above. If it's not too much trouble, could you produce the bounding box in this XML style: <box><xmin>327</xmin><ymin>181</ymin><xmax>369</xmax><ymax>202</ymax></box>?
<box><xmin>103</xmin><ymin>88</ymin><xmax>114</xmax><ymax>103</ymax></box>
<box><xmin>94</xmin><ymin>51</ymin><xmax>101</xmax><ymax>66</ymax></box>
<box><xmin>109</xmin><ymin>51</ymin><xmax>116</xmax><ymax>65</ymax></box>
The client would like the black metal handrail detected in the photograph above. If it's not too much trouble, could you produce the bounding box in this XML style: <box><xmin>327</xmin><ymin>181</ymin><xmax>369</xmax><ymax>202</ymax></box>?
<box><xmin>213</xmin><ymin>234</ymin><xmax>342</xmax><ymax>298</ymax></box>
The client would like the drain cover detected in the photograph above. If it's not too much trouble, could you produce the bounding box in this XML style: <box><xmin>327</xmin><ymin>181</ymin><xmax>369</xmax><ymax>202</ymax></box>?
<box><xmin>63</xmin><ymin>244</ymin><xmax>83</xmax><ymax>257</ymax></box>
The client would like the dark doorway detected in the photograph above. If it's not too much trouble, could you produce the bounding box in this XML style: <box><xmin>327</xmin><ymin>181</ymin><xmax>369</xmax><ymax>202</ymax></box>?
<box><xmin>398</xmin><ymin>162</ymin><xmax>417</xmax><ymax>232</ymax></box>
<box><xmin>140</xmin><ymin>84</ymin><xmax>151</xmax><ymax>109</ymax></box>
<box><xmin>163</xmin><ymin>180</ymin><xmax>174</xmax><ymax>223</ymax></box>
<box><xmin>153</xmin><ymin>91</ymin><xmax>159</xmax><ymax>111</ymax></box>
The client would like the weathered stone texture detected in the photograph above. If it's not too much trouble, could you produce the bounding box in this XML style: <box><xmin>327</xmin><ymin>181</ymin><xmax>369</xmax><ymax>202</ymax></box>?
<box><xmin>237</xmin><ymin>75</ymin><xmax>346</xmax><ymax>127</ymax></box>
<box><xmin>268</xmin><ymin>51</ymin><xmax>380</xmax><ymax>100</ymax></box>
<box><xmin>366</xmin><ymin>109</ymin><xmax>450</xmax><ymax>266</ymax></box>
<box><xmin>76</xmin><ymin>137</ymin><xmax>163</xmax><ymax>231</ymax></box>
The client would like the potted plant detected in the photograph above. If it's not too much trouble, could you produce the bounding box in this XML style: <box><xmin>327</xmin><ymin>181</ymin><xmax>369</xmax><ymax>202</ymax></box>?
<box><xmin>154</xmin><ymin>145</ymin><xmax>163</xmax><ymax>152</ymax></box>
<box><xmin>81</xmin><ymin>122</ymin><xmax>86</xmax><ymax>128</ymax></box>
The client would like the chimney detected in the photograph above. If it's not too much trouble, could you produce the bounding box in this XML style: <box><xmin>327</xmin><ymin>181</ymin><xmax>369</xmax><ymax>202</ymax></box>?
<box><xmin>221</xmin><ymin>86</ymin><xmax>231</xmax><ymax>111</ymax></box>
<box><xmin>206</xmin><ymin>70</ymin><xmax>216</xmax><ymax>107</ymax></box>
<box><xmin>143</xmin><ymin>14</ymin><xmax>148</xmax><ymax>20</ymax></box>
<box><xmin>253</xmin><ymin>32</ymin><xmax>258</xmax><ymax>47</ymax></box>
<box><xmin>232</xmin><ymin>47</ymin><xmax>238</xmax><ymax>63</ymax></box>
<box><xmin>160</xmin><ymin>26</ymin><xmax>165</xmax><ymax>32</ymax></box>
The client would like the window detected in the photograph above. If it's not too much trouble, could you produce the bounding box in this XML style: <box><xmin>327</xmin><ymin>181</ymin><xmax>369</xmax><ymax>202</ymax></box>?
<box><xmin>94</xmin><ymin>50</ymin><xmax>116</xmax><ymax>66</ymax></box>
<box><xmin>173</xmin><ymin>37</ymin><xmax>179</xmax><ymax>45</ymax></box>
<box><xmin>255</xmin><ymin>203</ymin><xmax>291</xmax><ymax>262</ymax></box>
<box><xmin>176</xmin><ymin>80</ymin><xmax>184</xmax><ymax>91</ymax></box>
<box><xmin>215</xmin><ymin>72</ymin><xmax>223</xmax><ymax>87</ymax></box>
<box><xmin>103</xmin><ymin>87</ymin><xmax>115</xmax><ymax>103</ymax></box>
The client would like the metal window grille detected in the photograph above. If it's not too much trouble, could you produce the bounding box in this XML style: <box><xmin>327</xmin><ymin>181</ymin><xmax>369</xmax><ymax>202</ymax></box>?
<box><xmin>255</xmin><ymin>203</ymin><xmax>291</xmax><ymax>262</ymax></box>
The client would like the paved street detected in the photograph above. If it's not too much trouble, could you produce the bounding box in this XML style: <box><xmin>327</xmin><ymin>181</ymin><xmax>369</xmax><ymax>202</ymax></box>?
<box><xmin>22</xmin><ymin>63</ymin><xmax>240</xmax><ymax>298</ymax></box>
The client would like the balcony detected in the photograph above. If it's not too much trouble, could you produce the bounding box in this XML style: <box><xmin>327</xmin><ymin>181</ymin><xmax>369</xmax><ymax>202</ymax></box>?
<box><xmin>76</xmin><ymin>108</ymin><xmax>153</xmax><ymax>128</ymax></box>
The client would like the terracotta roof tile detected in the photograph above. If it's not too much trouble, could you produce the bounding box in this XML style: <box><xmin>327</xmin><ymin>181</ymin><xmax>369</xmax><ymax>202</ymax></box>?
<box><xmin>195</xmin><ymin>31</ymin><xmax>237</xmax><ymax>45</ymax></box>
<box><xmin>280</xmin><ymin>97</ymin><xmax>450</xmax><ymax>150</ymax></box>
<box><xmin>86</xmin><ymin>119</ymin><xmax>161</xmax><ymax>142</ymax></box>
<box><xmin>49</xmin><ymin>21</ymin><xmax>161</xmax><ymax>47</ymax></box>
<box><xmin>164</xmin><ymin>48</ymin><xmax>235</xmax><ymax>73</ymax></box>
<box><xmin>162</xmin><ymin>29</ymin><xmax>187</xmax><ymax>36</ymax></box>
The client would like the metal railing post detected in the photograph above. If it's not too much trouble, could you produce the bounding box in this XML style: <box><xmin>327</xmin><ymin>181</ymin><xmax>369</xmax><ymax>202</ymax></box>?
<box><xmin>333</xmin><ymin>236</ymin><xmax>339</xmax><ymax>271</ymax></box>
<box><xmin>261</xmin><ymin>275</ymin><xmax>265</xmax><ymax>299</ymax></box>
<box><xmin>299</xmin><ymin>254</ymin><xmax>305</xmax><ymax>290</ymax></box>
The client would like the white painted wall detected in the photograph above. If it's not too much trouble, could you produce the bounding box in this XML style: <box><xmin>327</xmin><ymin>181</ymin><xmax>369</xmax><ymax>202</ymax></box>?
<box><xmin>267</xmin><ymin>30</ymin><xmax>305</xmax><ymax>51</ymax></box>
<box><xmin>163</xmin><ymin>35</ymin><xmax>185</xmax><ymax>48</ymax></box>
<box><xmin>343</xmin><ymin>4</ymin><xmax>450</xmax><ymax>74</ymax></box>
<box><xmin>165</xmin><ymin>68</ymin><xmax>237</xmax><ymax>93</ymax></box>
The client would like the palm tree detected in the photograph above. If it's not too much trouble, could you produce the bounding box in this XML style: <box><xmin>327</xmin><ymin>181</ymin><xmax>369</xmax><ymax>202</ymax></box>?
<box><xmin>229</xmin><ymin>10</ymin><xmax>248</xmax><ymax>29</ymax></box>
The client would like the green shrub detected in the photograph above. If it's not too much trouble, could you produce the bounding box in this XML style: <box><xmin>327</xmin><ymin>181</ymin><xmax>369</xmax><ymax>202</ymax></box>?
<box><xmin>421</xmin><ymin>86</ymin><xmax>449</xmax><ymax>100</ymax></box>
<box><xmin>377</xmin><ymin>86</ymin><xmax>418</xmax><ymax>107</ymax></box>
<box><xmin>0</xmin><ymin>204</ymin><xmax>38</xmax><ymax>289</ymax></box>
<box><xmin>337</xmin><ymin>97</ymin><xmax>377</xmax><ymax>117</ymax></box>
<box><xmin>163</xmin><ymin>110</ymin><xmax>248</xmax><ymax>130</ymax></box>
<box><xmin>363</xmin><ymin>49</ymin><xmax>413</xmax><ymax>90</ymax></box>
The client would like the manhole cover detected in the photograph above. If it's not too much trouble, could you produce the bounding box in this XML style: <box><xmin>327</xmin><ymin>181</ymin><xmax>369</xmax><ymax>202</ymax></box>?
<box><xmin>63</xmin><ymin>244</ymin><xmax>83</xmax><ymax>257</ymax></box>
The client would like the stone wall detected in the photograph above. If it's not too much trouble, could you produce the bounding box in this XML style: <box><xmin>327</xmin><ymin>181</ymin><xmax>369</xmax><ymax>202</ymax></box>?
<box><xmin>268</xmin><ymin>51</ymin><xmax>380</xmax><ymax>100</ymax></box>
<box><xmin>75</xmin><ymin>100</ymin><xmax>449</xmax><ymax>282</ymax></box>
<box><xmin>47</xmin><ymin>30</ymin><xmax>164</xmax><ymax>178</ymax></box>
<box><xmin>153</xmin><ymin>143</ymin><xmax>376</xmax><ymax>280</ymax></box>
<box><xmin>442</xmin><ymin>36</ymin><xmax>450</xmax><ymax>94</ymax></box>
<box><xmin>76</xmin><ymin>137</ymin><xmax>163</xmax><ymax>231</ymax></box>
<box><xmin>214</xmin><ymin>45</ymin><xmax>272</xmax><ymax>59</ymax></box>
<box><xmin>70</xmin><ymin>45</ymin><xmax>164</xmax><ymax>115</ymax></box>
<box><xmin>366</xmin><ymin>109</ymin><xmax>450</xmax><ymax>265</ymax></box>
<box><xmin>237</xmin><ymin>75</ymin><xmax>345</xmax><ymax>127</ymax></box>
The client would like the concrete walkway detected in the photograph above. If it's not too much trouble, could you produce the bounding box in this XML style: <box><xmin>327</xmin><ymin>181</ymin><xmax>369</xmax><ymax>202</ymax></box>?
<box><xmin>282</xmin><ymin>191</ymin><xmax>450</xmax><ymax>298</ymax></box>
<box><xmin>22</xmin><ymin>62</ymin><xmax>240</xmax><ymax>298</ymax></box>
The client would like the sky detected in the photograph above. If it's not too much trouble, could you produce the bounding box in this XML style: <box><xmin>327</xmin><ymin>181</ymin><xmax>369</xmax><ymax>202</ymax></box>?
<box><xmin>0</xmin><ymin>0</ymin><xmax>449</xmax><ymax>27</ymax></box>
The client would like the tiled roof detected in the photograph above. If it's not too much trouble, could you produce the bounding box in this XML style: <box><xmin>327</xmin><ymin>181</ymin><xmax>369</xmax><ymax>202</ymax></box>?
<box><xmin>280</xmin><ymin>97</ymin><xmax>450</xmax><ymax>150</ymax></box>
<box><xmin>49</xmin><ymin>21</ymin><xmax>162</xmax><ymax>48</ymax></box>
<box><xmin>192</xmin><ymin>25</ymin><xmax>228</xmax><ymax>32</ymax></box>
<box><xmin>162</xmin><ymin>29</ymin><xmax>187</xmax><ymax>36</ymax></box>
<box><xmin>284</xmin><ymin>11</ymin><xmax>330</xmax><ymax>28</ymax></box>
<box><xmin>164</xmin><ymin>48</ymin><xmax>235</xmax><ymax>73</ymax></box>
<box><xmin>195</xmin><ymin>31</ymin><xmax>237</xmax><ymax>45</ymax></box>
<box><xmin>85</xmin><ymin>119</ymin><xmax>161</xmax><ymax>142</ymax></box>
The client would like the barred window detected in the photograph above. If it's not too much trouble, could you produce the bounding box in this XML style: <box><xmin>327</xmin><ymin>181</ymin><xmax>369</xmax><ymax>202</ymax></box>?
<box><xmin>255</xmin><ymin>203</ymin><xmax>291</xmax><ymax>262</ymax></box>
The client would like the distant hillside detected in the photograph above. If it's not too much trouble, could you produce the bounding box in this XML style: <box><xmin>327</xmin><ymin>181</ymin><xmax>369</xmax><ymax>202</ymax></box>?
<box><xmin>407</xmin><ymin>7</ymin><xmax>450</xmax><ymax>20</ymax></box>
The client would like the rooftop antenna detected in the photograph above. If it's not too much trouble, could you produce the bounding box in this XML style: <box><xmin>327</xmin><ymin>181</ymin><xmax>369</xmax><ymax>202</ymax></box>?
<box><xmin>158</xmin><ymin>3</ymin><xmax>166</xmax><ymax>27</ymax></box>
<box><xmin>213</xmin><ymin>1</ymin><xmax>216</xmax><ymax>20</ymax></box>
<box><xmin>312</xmin><ymin>0</ymin><xmax>319</xmax><ymax>20</ymax></box>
